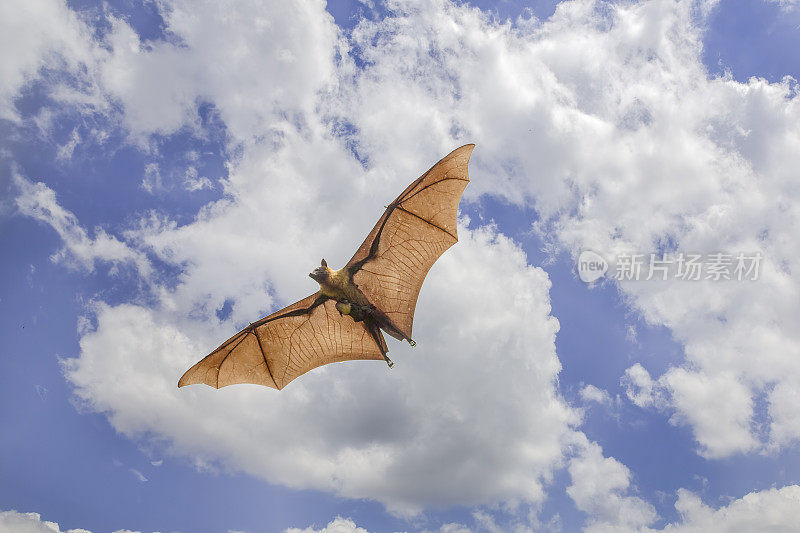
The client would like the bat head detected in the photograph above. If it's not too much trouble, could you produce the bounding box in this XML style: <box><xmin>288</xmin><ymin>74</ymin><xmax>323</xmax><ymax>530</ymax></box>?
<box><xmin>309</xmin><ymin>259</ymin><xmax>331</xmax><ymax>283</ymax></box>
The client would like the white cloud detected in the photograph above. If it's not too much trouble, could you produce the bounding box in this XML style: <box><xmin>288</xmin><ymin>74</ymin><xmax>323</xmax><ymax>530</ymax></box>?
<box><xmin>96</xmin><ymin>0</ymin><xmax>341</xmax><ymax>142</ymax></box>
<box><xmin>283</xmin><ymin>484</ymin><xmax>800</xmax><ymax>532</ymax></box>
<box><xmin>663</xmin><ymin>369</ymin><xmax>757</xmax><ymax>458</ymax></box>
<box><xmin>580</xmin><ymin>384</ymin><xmax>612</xmax><ymax>405</ymax></box>
<box><xmin>621</xmin><ymin>364</ymin><xmax>666</xmax><ymax>409</ymax></box>
<box><xmin>567</xmin><ymin>437</ymin><xmax>658</xmax><ymax>533</ymax></box>
<box><xmin>568</xmin><ymin>465</ymin><xmax>800</xmax><ymax>533</ymax></box>
<box><xmin>66</xmin><ymin>215</ymin><xmax>579</xmax><ymax>515</ymax></box>
<box><xmin>0</xmin><ymin>509</ymin><xmax>145</xmax><ymax>533</ymax></box>
<box><xmin>766</xmin><ymin>377</ymin><xmax>800</xmax><ymax>450</ymax></box>
<box><xmin>11</xmin><ymin>0</ymin><xmax>800</xmax><ymax>524</ymax></box>
<box><xmin>13</xmin><ymin>174</ymin><xmax>152</xmax><ymax>278</ymax></box>
<box><xmin>2</xmin><ymin>0</ymin><xmax>338</xmax><ymax>143</ymax></box>
<box><xmin>34</xmin><ymin>88</ymin><xmax>581</xmax><ymax>517</ymax></box>
<box><xmin>326</xmin><ymin>0</ymin><xmax>800</xmax><ymax>458</ymax></box>
<box><xmin>567</xmin><ymin>443</ymin><xmax>800</xmax><ymax>533</ymax></box>
<box><xmin>657</xmin><ymin>485</ymin><xmax>800</xmax><ymax>532</ymax></box>
<box><xmin>0</xmin><ymin>0</ymin><xmax>97</xmax><ymax>121</ymax></box>
<box><xmin>0</xmin><ymin>509</ymin><xmax>91</xmax><ymax>533</ymax></box>
<box><xmin>285</xmin><ymin>517</ymin><xmax>369</xmax><ymax>533</ymax></box>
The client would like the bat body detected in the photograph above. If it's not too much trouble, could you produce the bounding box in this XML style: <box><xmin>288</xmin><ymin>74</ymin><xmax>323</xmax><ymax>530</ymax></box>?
<box><xmin>179</xmin><ymin>144</ymin><xmax>474</xmax><ymax>390</ymax></box>
<box><xmin>311</xmin><ymin>262</ymin><xmax>410</xmax><ymax>349</ymax></box>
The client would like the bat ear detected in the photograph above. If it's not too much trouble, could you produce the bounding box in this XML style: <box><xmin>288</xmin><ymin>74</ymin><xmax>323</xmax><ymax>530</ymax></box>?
<box><xmin>321</xmin><ymin>258</ymin><xmax>327</xmax><ymax>267</ymax></box>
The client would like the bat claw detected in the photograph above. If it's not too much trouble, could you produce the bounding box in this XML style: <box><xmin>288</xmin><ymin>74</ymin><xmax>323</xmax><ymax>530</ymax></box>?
<box><xmin>407</xmin><ymin>339</ymin><xmax>416</xmax><ymax>347</ymax></box>
<box><xmin>384</xmin><ymin>355</ymin><xmax>394</xmax><ymax>368</ymax></box>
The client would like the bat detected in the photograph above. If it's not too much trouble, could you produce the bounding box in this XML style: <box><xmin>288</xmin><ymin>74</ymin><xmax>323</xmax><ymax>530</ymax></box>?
<box><xmin>178</xmin><ymin>144</ymin><xmax>474</xmax><ymax>390</ymax></box>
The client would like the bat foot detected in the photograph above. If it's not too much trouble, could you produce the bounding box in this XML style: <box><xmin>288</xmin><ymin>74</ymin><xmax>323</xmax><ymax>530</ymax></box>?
<box><xmin>407</xmin><ymin>339</ymin><xmax>416</xmax><ymax>347</ymax></box>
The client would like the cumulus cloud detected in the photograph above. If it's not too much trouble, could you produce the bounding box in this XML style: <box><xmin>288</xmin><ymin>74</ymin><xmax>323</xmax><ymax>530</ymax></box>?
<box><xmin>289</xmin><ymin>485</ymin><xmax>800</xmax><ymax>532</ymax></box>
<box><xmin>97</xmin><ymin>0</ymin><xmax>341</xmax><ymax>142</ymax></box>
<box><xmin>567</xmin><ymin>437</ymin><xmax>658</xmax><ymax>533</ymax></box>
<box><xmin>66</xmin><ymin>215</ymin><xmax>578</xmax><ymax>515</ymax></box>
<box><xmin>0</xmin><ymin>509</ymin><xmax>145</xmax><ymax>533</ymax></box>
<box><xmin>285</xmin><ymin>517</ymin><xmax>369</xmax><ymax>533</ymax></box>
<box><xmin>0</xmin><ymin>509</ymin><xmax>87</xmax><ymax>533</ymax></box>
<box><xmin>610</xmin><ymin>485</ymin><xmax>800</xmax><ymax>533</ymax></box>
<box><xmin>568</xmin><ymin>444</ymin><xmax>800</xmax><ymax>533</ymax></box>
<box><xmin>10</xmin><ymin>0</ymin><xmax>800</xmax><ymax>524</ymax></box>
<box><xmin>664</xmin><ymin>369</ymin><xmax>758</xmax><ymax>457</ymax></box>
<box><xmin>623</xmin><ymin>365</ymin><xmax>761</xmax><ymax>458</ymax></box>
<box><xmin>327</xmin><ymin>0</ymin><xmax>800</xmax><ymax>459</ymax></box>
<box><xmin>657</xmin><ymin>485</ymin><xmax>800</xmax><ymax>532</ymax></box>
<box><xmin>0</xmin><ymin>0</ymin><xmax>98</xmax><ymax>121</ymax></box>
<box><xmin>21</xmin><ymin>76</ymin><xmax>582</xmax><ymax>515</ymax></box>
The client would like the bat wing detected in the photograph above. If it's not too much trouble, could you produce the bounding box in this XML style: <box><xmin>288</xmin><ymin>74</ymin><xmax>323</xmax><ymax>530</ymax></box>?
<box><xmin>178</xmin><ymin>293</ymin><xmax>386</xmax><ymax>390</ymax></box>
<box><xmin>346</xmin><ymin>144</ymin><xmax>474</xmax><ymax>340</ymax></box>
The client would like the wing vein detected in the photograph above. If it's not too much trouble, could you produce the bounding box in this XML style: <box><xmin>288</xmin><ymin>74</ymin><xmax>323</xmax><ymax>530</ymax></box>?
<box><xmin>252</xmin><ymin>329</ymin><xmax>277</xmax><ymax>389</ymax></box>
<box><xmin>394</xmin><ymin>205</ymin><xmax>458</xmax><ymax>240</ymax></box>
<box><xmin>216</xmin><ymin>331</ymin><xmax>254</xmax><ymax>388</ymax></box>
<box><xmin>398</xmin><ymin>176</ymin><xmax>469</xmax><ymax>204</ymax></box>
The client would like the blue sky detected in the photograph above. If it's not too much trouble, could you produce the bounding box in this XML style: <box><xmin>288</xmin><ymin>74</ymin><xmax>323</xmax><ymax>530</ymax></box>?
<box><xmin>2</xmin><ymin>1</ymin><xmax>800</xmax><ymax>532</ymax></box>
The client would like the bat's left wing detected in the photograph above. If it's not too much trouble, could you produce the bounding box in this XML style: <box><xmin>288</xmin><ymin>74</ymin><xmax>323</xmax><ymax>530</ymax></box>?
<box><xmin>178</xmin><ymin>293</ymin><xmax>386</xmax><ymax>390</ymax></box>
<box><xmin>346</xmin><ymin>144</ymin><xmax>473</xmax><ymax>341</ymax></box>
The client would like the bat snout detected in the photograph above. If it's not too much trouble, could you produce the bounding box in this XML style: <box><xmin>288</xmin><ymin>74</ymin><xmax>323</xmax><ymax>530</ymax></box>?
<box><xmin>310</xmin><ymin>265</ymin><xmax>330</xmax><ymax>283</ymax></box>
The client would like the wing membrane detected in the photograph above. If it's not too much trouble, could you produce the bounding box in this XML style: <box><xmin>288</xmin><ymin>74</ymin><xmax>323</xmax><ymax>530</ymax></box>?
<box><xmin>180</xmin><ymin>144</ymin><xmax>474</xmax><ymax>390</ymax></box>
<box><xmin>346</xmin><ymin>144</ymin><xmax>473</xmax><ymax>339</ymax></box>
<box><xmin>179</xmin><ymin>293</ymin><xmax>386</xmax><ymax>390</ymax></box>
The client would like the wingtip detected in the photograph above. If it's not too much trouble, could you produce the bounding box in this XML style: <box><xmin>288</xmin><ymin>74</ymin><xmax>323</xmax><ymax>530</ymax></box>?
<box><xmin>453</xmin><ymin>144</ymin><xmax>474</xmax><ymax>179</ymax></box>
<box><xmin>177</xmin><ymin>365</ymin><xmax>198</xmax><ymax>388</ymax></box>
<box><xmin>449</xmin><ymin>144</ymin><xmax>475</xmax><ymax>164</ymax></box>
<box><xmin>177</xmin><ymin>377</ymin><xmax>223</xmax><ymax>389</ymax></box>
<box><xmin>177</xmin><ymin>369</ymin><xmax>208</xmax><ymax>389</ymax></box>
<box><xmin>438</xmin><ymin>144</ymin><xmax>475</xmax><ymax>170</ymax></box>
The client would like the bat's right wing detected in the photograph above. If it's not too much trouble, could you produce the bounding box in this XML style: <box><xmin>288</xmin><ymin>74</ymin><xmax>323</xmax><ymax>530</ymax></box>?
<box><xmin>346</xmin><ymin>144</ymin><xmax>473</xmax><ymax>341</ymax></box>
<box><xmin>178</xmin><ymin>293</ymin><xmax>386</xmax><ymax>390</ymax></box>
